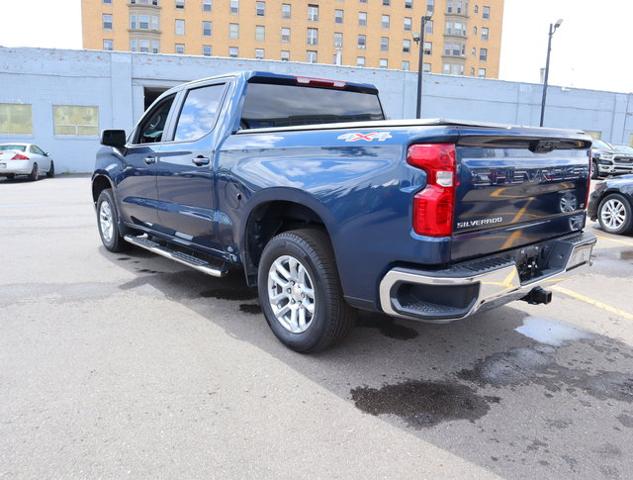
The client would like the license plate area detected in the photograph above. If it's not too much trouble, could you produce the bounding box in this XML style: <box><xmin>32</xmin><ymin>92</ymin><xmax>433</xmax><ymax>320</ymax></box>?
<box><xmin>0</xmin><ymin>163</ymin><xmax>6</xmax><ymax>169</ymax></box>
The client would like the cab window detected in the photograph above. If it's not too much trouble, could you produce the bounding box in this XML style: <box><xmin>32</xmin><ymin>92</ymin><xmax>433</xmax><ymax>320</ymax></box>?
<box><xmin>173</xmin><ymin>84</ymin><xmax>226</xmax><ymax>142</ymax></box>
<box><xmin>135</xmin><ymin>94</ymin><xmax>176</xmax><ymax>144</ymax></box>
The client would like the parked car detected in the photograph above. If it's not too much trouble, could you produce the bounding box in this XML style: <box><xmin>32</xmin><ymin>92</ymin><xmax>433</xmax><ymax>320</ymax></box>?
<box><xmin>610</xmin><ymin>145</ymin><xmax>633</xmax><ymax>176</ymax></box>
<box><xmin>91</xmin><ymin>71</ymin><xmax>596</xmax><ymax>352</ymax></box>
<box><xmin>591</xmin><ymin>139</ymin><xmax>617</xmax><ymax>179</ymax></box>
<box><xmin>588</xmin><ymin>175</ymin><xmax>633</xmax><ymax>234</ymax></box>
<box><xmin>0</xmin><ymin>143</ymin><xmax>55</xmax><ymax>181</ymax></box>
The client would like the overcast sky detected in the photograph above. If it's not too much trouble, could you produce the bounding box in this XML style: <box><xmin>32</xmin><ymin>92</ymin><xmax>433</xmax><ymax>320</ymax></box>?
<box><xmin>0</xmin><ymin>0</ymin><xmax>630</xmax><ymax>93</ymax></box>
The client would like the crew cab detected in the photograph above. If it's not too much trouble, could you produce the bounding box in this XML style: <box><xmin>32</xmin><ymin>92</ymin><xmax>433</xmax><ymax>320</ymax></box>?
<box><xmin>92</xmin><ymin>71</ymin><xmax>596</xmax><ymax>352</ymax></box>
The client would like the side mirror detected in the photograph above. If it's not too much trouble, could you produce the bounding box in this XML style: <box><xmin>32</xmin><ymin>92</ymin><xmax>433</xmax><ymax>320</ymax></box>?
<box><xmin>101</xmin><ymin>129</ymin><xmax>127</xmax><ymax>149</ymax></box>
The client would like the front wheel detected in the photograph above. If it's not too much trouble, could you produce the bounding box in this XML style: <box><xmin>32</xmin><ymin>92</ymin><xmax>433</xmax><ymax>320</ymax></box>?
<box><xmin>257</xmin><ymin>228</ymin><xmax>356</xmax><ymax>353</ymax></box>
<box><xmin>46</xmin><ymin>161</ymin><xmax>55</xmax><ymax>178</ymax></box>
<box><xmin>598</xmin><ymin>193</ymin><xmax>633</xmax><ymax>235</ymax></box>
<box><xmin>96</xmin><ymin>189</ymin><xmax>128</xmax><ymax>252</ymax></box>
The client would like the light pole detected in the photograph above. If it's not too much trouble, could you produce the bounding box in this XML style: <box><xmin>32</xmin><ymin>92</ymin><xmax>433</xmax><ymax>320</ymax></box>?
<box><xmin>413</xmin><ymin>14</ymin><xmax>433</xmax><ymax>119</ymax></box>
<box><xmin>540</xmin><ymin>18</ymin><xmax>563</xmax><ymax>127</ymax></box>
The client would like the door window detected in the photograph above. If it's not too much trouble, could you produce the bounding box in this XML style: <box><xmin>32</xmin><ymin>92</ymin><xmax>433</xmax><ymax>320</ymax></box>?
<box><xmin>173</xmin><ymin>84</ymin><xmax>225</xmax><ymax>142</ymax></box>
<box><xmin>136</xmin><ymin>94</ymin><xmax>176</xmax><ymax>144</ymax></box>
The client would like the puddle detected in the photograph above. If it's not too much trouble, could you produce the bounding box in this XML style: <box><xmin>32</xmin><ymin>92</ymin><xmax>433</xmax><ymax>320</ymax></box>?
<box><xmin>357</xmin><ymin>314</ymin><xmax>419</xmax><ymax>340</ymax></box>
<box><xmin>515</xmin><ymin>316</ymin><xmax>592</xmax><ymax>346</ymax></box>
<box><xmin>351</xmin><ymin>380</ymin><xmax>499</xmax><ymax>429</ymax></box>
<box><xmin>239</xmin><ymin>303</ymin><xmax>262</xmax><ymax>314</ymax></box>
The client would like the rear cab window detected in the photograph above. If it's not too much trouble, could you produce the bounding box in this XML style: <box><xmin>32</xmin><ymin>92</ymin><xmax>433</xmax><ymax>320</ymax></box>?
<box><xmin>240</xmin><ymin>79</ymin><xmax>385</xmax><ymax>129</ymax></box>
<box><xmin>173</xmin><ymin>83</ymin><xmax>226</xmax><ymax>142</ymax></box>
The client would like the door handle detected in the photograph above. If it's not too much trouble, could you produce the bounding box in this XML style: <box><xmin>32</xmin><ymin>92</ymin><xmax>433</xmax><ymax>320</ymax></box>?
<box><xmin>144</xmin><ymin>156</ymin><xmax>157</xmax><ymax>165</ymax></box>
<box><xmin>192</xmin><ymin>155</ymin><xmax>210</xmax><ymax>166</ymax></box>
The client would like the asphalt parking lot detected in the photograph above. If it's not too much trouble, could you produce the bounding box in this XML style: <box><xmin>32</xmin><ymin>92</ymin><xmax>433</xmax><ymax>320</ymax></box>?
<box><xmin>1</xmin><ymin>176</ymin><xmax>633</xmax><ymax>479</ymax></box>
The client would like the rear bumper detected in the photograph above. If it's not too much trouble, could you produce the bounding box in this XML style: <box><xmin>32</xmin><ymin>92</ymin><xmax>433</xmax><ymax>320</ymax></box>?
<box><xmin>379</xmin><ymin>231</ymin><xmax>596</xmax><ymax>323</ymax></box>
<box><xmin>0</xmin><ymin>160</ymin><xmax>33</xmax><ymax>175</ymax></box>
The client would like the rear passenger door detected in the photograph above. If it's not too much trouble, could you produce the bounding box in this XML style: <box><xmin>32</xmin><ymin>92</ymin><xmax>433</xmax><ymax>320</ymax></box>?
<box><xmin>155</xmin><ymin>82</ymin><xmax>228</xmax><ymax>253</ymax></box>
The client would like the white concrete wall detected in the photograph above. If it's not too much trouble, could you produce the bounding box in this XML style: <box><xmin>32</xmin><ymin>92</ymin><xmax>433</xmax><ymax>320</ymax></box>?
<box><xmin>1</xmin><ymin>47</ymin><xmax>631</xmax><ymax>173</ymax></box>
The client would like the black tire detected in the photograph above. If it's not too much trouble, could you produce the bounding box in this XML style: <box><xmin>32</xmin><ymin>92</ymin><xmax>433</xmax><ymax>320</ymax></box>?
<box><xmin>257</xmin><ymin>228</ymin><xmax>356</xmax><ymax>353</ymax></box>
<box><xmin>96</xmin><ymin>189</ymin><xmax>128</xmax><ymax>252</ymax></box>
<box><xmin>46</xmin><ymin>161</ymin><xmax>55</xmax><ymax>178</ymax></box>
<box><xmin>5</xmin><ymin>174</ymin><xmax>14</xmax><ymax>180</ymax></box>
<box><xmin>29</xmin><ymin>163</ymin><xmax>39</xmax><ymax>181</ymax></box>
<box><xmin>591</xmin><ymin>159</ymin><xmax>599</xmax><ymax>180</ymax></box>
<box><xmin>598</xmin><ymin>193</ymin><xmax>633</xmax><ymax>235</ymax></box>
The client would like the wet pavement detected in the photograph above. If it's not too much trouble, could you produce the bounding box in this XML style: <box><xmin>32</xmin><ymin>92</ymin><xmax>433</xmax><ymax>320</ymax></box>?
<box><xmin>1</xmin><ymin>176</ymin><xmax>633</xmax><ymax>479</ymax></box>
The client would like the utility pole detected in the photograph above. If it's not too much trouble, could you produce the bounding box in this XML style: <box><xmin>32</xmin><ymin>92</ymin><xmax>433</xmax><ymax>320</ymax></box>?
<box><xmin>414</xmin><ymin>14</ymin><xmax>432</xmax><ymax>119</ymax></box>
<box><xmin>540</xmin><ymin>19</ymin><xmax>563</xmax><ymax>127</ymax></box>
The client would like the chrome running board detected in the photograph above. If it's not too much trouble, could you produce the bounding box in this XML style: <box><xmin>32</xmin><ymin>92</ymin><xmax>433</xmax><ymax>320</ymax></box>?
<box><xmin>124</xmin><ymin>234</ymin><xmax>227</xmax><ymax>278</ymax></box>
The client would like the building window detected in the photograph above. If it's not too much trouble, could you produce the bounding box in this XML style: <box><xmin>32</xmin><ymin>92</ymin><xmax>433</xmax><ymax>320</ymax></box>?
<box><xmin>483</xmin><ymin>6</ymin><xmax>490</xmax><ymax>18</ymax></box>
<box><xmin>202</xmin><ymin>21</ymin><xmax>212</xmax><ymax>36</ymax></box>
<box><xmin>229</xmin><ymin>46</ymin><xmax>239</xmax><ymax>57</ymax></box>
<box><xmin>230</xmin><ymin>0</ymin><xmax>238</xmax><ymax>14</ymax></box>
<box><xmin>53</xmin><ymin>106</ymin><xmax>99</xmax><ymax>136</ymax></box>
<box><xmin>229</xmin><ymin>23</ymin><xmax>239</xmax><ymax>39</ymax></box>
<box><xmin>175</xmin><ymin>19</ymin><xmax>185</xmax><ymax>35</ymax></box>
<box><xmin>474</xmin><ymin>4</ymin><xmax>479</xmax><ymax>13</ymax></box>
<box><xmin>443</xmin><ymin>63</ymin><xmax>464</xmax><ymax>75</ymax></box>
<box><xmin>444</xmin><ymin>42</ymin><xmax>464</xmax><ymax>56</ymax></box>
<box><xmin>481</xmin><ymin>27</ymin><xmax>489</xmax><ymax>40</ymax></box>
<box><xmin>256</xmin><ymin>1</ymin><xmax>265</xmax><ymax>16</ymax></box>
<box><xmin>0</xmin><ymin>104</ymin><xmax>32</xmax><ymax>135</ymax></box>
<box><xmin>405</xmin><ymin>0</ymin><xmax>413</xmax><ymax>8</ymax></box>
<box><xmin>401</xmin><ymin>60</ymin><xmax>410</xmax><ymax>70</ymax></box>
<box><xmin>175</xmin><ymin>0</ymin><xmax>185</xmax><ymax>8</ymax></box>
<box><xmin>255</xmin><ymin>48</ymin><xmax>265</xmax><ymax>59</ymax></box>
<box><xmin>130</xmin><ymin>39</ymin><xmax>137</xmax><ymax>51</ymax></box>
<box><xmin>175</xmin><ymin>43</ymin><xmax>185</xmax><ymax>53</ymax></box>
<box><xmin>202</xmin><ymin>45</ymin><xmax>212</xmax><ymax>56</ymax></box>
<box><xmin>480</xmin><ymin>48</ymin><xmax>488</xmax><ymax>61</ymax></box>
<box><xmin>151</xmin><ymin>39</ymin><xmax>160</xmax><ymax>53</ymax></box>
<box><xmin>307</xmin><ymin>28</ymin><xmax>318</xmax><ymax>45</ymax></box>
<box><xmin>307</xmin><ymin>50</ymin><xmax>318</xmax><ymax>63</ymax></box>
<box><xmin>102</xmin><ymin>14</ymin><xmax>113</xmax><ymax>30</ymax></box>
<box><xmin>281</xmin><ymin>50</ymin><xmax>290</xmax><ymax>61</ymax></box>
<box><xmin>139</xmin><ymin>39</ymin><xmax>151</xmax><ymax>52</ymax></box>
<box><xmin>423</xmin><ymin>62</ymin><xmax>431</xmax><ymax>72</ymax></box>
<box><xmin>281</xmin><ymin>27</ymin><xmax>290</xmax><ymax>42</ymax></box>
<box><xmin>426</xmin><ymin>0</ymin><xmax>434</xmax><ymax>12</ymax></box>
<box><xmin>103</xmin><ymin>39</ymin><xmax>113</xmax><ymax>50</ymax></box>
<box><xmin>446</xmin><ymin>0</ymin><xmax>467</xmax><ymax>14</ymax></box>
<box><xmin>308</xmin><ymin>4</ymin><xmax>319</xmax><ymax>21</ymax></box>
<box><xmin>478</xmin><ymin>68</ymin><xmax>486</xmax><ymax>78</ymax></box>
<box><xmin>357</xmin><ymin>34</ymin><xmax>366</xmax><ymax>49</ymax></box>
<box><xmin>379</xmin><ymin>58</ymin><xmax>388</xmax><ymax>68</ymax></box>
<box><xmin>130</xmin><ymin>15</ymin><xmax>159</xmax><ymax>30</ymax></box>
<box><xmin>282</xmin><ymin>3</ymin><xmax>291</xmax><ymax>18</ymax></box>
<box><xmin>358</xmin><ymin>12</ymin><xmax>367</xmax><ymax>26</ymax></box>
<box><xmin>202</xmin><ymin>0</ymin><xmax>212</xmax><ymax>12</ymax></box>
<box><xmin>356</xmin><ymin>56</ymin><xmax>365</xmax><ymax>66</ymax></box>
<box><xmin>444</xmin><ymin>21</ymin><xmax>465</xmax><ymax>36</ymax></box>
<box><xmin>380</xmin><ymin>36</ymin><xmax>389</xmax><ymax>51</ymax></box>
<box><xmin>334</xmin><ymin>32</ymin><xmax>343</xmax><ymax>48</ymax></box>
<box><xmin>130</xmin><ymin>0</ymin><xmax>160</xmax><ymax>4</ymax></box>
<box><xmin>383</xmin><ymin>0</ymin><xmax>391</xmax><ymax>5</ymax></box>
<box><xmin>255</xmin><ymin>25</ymin><xmax>265</xmax><ymax>41</ymax></box>
<box><xmin>381</xmin><ymin>14</ymin><xmax>390</xmax><ymax>28</ymax></box>
<box><xmin>423</xmin><ymin>41</ymin><xmax>432</xmax><ymax>55</ymax></box>
<box><xmin>103</xmin><ymin>0</ymin><xmax>112</xmax><ymax>3</ymax></box>
<box><xmin>425</xmin><ymin>20</ymin><xmax>433</xmax><ymax>33</ymax></box>
<box><xmin>335</xmin><ymin>9</ymin><xmax>344</xmax><ymax>23</ymax></box>
<box><xmin>402</xmin><ymin>38</ymin><xmax>411</xmax><ymax>53</ymax></box>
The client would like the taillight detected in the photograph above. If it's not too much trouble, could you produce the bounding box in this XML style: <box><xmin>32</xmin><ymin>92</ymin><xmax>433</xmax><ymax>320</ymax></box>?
<box><xmin>11</xmin><ymin>153</ymin><xmax>29</xmax><ymax>160</ymax></box>
<box><xmin>407</xmin><ymin>143</ymin><xmax>457</xmax><ymax>237</ymax></box>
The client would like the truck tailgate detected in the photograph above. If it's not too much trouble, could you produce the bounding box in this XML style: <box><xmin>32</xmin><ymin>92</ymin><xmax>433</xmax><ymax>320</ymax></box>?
<box><xmin>451</xmin><ymin>135</ymin><xmax>591</xmax><ymax>261</ymax></box>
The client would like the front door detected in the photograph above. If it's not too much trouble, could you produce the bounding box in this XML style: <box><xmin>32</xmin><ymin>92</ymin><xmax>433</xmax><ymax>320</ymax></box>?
<box><xmin>116</xmin><ymin>93</ymin><xmax>176</xmax><ymax>229</ymax></box>
<box><xmin>155</xmin><ymin>82</ymin><xmax>227</xmax><ymax>252</ymax></box>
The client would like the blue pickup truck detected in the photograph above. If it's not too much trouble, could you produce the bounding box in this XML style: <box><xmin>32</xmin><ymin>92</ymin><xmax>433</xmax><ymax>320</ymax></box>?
<box><xmin>92</xmin><ymin>71</ymin><xmax>596</xmax><ymax>352</ymax></box>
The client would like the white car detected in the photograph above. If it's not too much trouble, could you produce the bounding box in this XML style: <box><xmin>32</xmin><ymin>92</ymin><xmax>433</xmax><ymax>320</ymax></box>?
<box><xmin>0</xmin><ymin>143</ymin><xmax>55</xmax><ymax>181</ymax></box>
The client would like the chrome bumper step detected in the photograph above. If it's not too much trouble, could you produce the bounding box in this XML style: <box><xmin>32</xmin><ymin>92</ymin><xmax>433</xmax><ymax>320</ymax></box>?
<box><xmin>124</xmin><ymin>234</ymin><xmax>227</xmax><ymax>278</ymax></box>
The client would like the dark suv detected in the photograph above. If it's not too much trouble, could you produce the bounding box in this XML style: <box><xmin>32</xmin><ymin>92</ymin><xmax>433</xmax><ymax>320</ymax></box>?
<box><xmin>591</xmin><ymin>139</ymin><xmax>617</xmax><ymax>179</ymax></box>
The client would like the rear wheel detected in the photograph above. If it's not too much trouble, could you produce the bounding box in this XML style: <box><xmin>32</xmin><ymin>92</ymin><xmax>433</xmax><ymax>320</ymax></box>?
<box><xmin>257</xmin><ymin>228</ymin><xmax>356</xmax><ymax>353</ymax></box>
<box><xmin>46</xmin><ymin>161</ymin><xmax>55</xmax><ymax>178</ymax></box>
<box><xmin>5</xmin><ymin>174</ymin><xmax>14</xmax><ymax>180</ymax></box>
<box><xmin>598</xmin><ymin>193</ymin><xmax>633</xmax><ymax>235</ymax></box>
<box><xmin>29</xmin><ymin>163</ymin><xmax>39</xmax><ymax>181</ymax></box>
<box><xmin>97</xmin><ymin>189</ymin><xmax>128</xmax><ymax>252</ymax></box>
